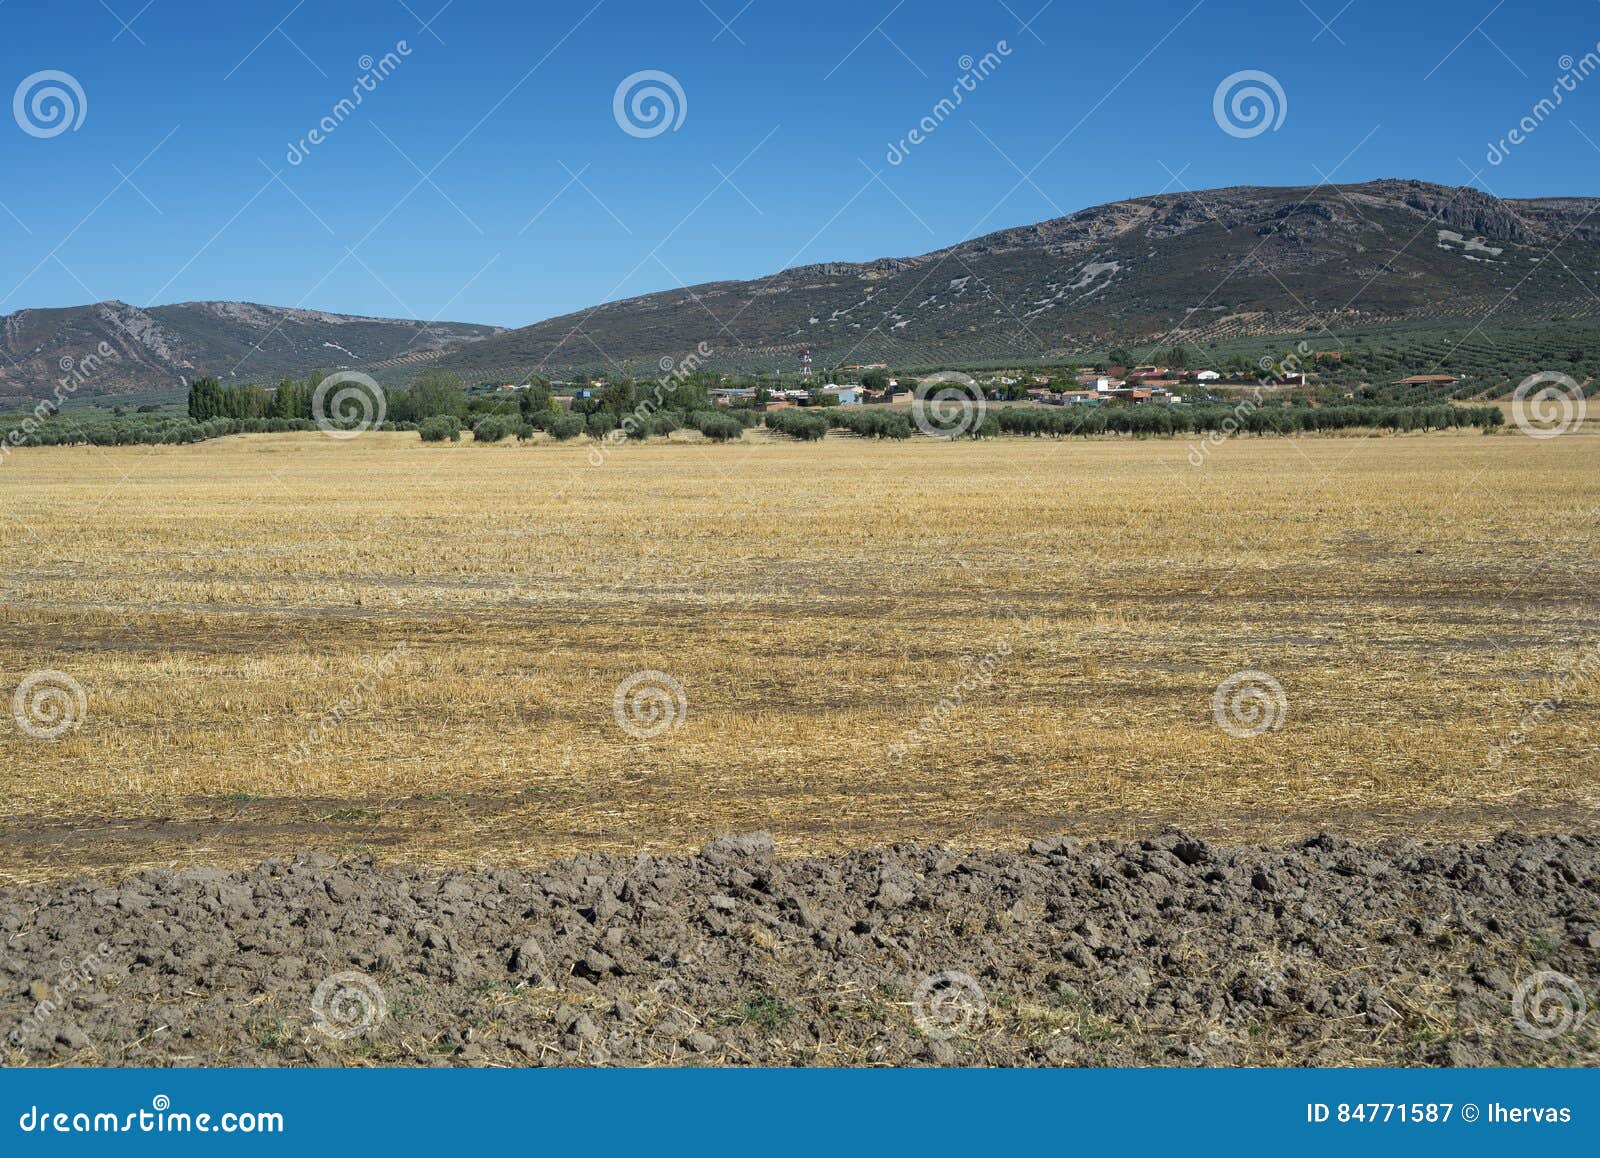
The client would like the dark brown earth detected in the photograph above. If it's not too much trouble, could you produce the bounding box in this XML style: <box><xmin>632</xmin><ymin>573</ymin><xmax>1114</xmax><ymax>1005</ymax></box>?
<box><xmin>6</xmin><ymin>799</ymin><xmax>1598</xmax><ymax>884</ymax></box>
<box><xmin>3</xmin><ymin>831</ymin><xmax>1597</xmax><ymax>1067</ymax></box>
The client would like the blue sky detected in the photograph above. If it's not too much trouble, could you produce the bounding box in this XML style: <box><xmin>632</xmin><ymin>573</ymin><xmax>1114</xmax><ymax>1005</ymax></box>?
<box><xmin>2</xmin><ymin>0</ymin><xmax>1597</xmax><ymax>328</ymax></box>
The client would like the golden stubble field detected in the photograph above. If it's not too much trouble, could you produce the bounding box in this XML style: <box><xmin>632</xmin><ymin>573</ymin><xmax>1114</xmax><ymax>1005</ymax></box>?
<box><xmin>0</xmin><ymin>428</ymin><xmax>1595</xmax><ymax>882</ymax></box>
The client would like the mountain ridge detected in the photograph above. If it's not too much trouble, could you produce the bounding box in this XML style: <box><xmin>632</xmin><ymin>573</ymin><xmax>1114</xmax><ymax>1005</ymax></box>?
<box><xmin>4</xmin><ymin>178</ymin><xmax>1597</xmax><ymax>401</ymax></box>
<box><xmin>0</xmin><ymin>299</ymin><xmax>500</xmax><ymax>404</ymax></box>
<box><xmin>413</xmin><ymin>177</ymin><xmax>1600</xmax><ymax>381</ymax></box>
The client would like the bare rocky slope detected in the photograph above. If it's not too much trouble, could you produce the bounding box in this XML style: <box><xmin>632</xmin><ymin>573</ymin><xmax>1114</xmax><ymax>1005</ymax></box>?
<box><xmin>3</xmin><ymin>831</ymin><xmax>1597</xmax><ymax>1067</ymax></box>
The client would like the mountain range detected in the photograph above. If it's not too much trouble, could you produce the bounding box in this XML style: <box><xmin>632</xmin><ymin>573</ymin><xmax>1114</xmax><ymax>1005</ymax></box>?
<box><xmin>3</xmin><ymin>179</ymin><xmax>1596</xmax><ymax>402</ymax></box>
<box><xmin>0</xmin><ymin>301</ymin><xmax>500</xmax><ymax>405</ymax></box>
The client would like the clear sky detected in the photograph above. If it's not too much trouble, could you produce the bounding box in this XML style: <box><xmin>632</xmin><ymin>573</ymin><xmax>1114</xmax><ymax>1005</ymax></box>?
<box><xmin>3</xmin><ymin>0</ymin><xmax>1597</xmax><ymax>328</ymax></box>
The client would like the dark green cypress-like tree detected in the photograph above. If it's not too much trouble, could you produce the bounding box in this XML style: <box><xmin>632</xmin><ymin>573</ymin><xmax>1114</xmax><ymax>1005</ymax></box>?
<box><xmin>187</xmin><ymin>377</ymin><xmax>224</xmax><ymax>420</ymax></box>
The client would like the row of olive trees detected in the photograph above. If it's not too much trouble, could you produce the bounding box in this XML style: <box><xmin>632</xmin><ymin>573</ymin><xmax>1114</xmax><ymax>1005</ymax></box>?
<box><xmin>992</xmin><ymin>402</ymin><xmax>1502</xmax><ymax>438</ymax></box>
<box><xmin>761</xmin><ymin>402</ymin><xmax>1504</xmax><ymax>442</ymax></box>
<box><xmin>417</xmin><ymin>406</ymin><xmax>757</xmax><ymax>445</ymax></box>
<box><xmin>15</xmin><ymin>413</ymin><xmax>329</xmax><ymax>448</ymax></box>
<box><xmin>766</xmin><ymin>408</ymin><xmax>913</xmax><ymax>439</ymax></box>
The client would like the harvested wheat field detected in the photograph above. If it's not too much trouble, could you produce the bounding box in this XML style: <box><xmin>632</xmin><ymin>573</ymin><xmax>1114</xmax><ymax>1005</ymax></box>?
<box><xmin>0</xmin><ymin>429</ymin><xmax>1596</xmax><ymax>884</ymax></box>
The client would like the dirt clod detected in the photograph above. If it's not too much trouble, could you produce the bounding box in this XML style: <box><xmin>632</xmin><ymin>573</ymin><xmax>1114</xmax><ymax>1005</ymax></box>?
<box><xmin>1</xmin><ymin>831</ymin><xmax>1597</xmax><ymax>1067</ymax></box>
